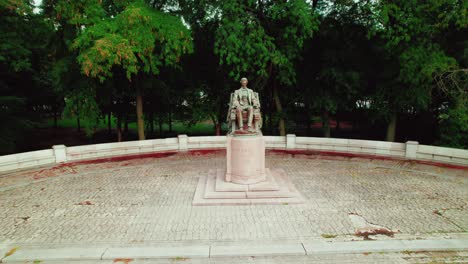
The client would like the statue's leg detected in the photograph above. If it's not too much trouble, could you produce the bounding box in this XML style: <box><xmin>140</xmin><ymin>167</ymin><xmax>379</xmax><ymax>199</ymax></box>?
<box><xmin>247</xmin><ymin>106</ymin><xmax>254</xmax><ymax>128</ymax></box>
<box><xmin>236</xmin><ymin>108</ymin><xmax>243</xmax><ymax>130</ymax></box>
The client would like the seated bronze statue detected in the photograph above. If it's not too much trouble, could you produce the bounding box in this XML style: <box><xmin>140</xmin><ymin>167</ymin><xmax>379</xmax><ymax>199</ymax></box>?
<box><xmin>227</xmin><ymin>78</ymin><xmax>262</xmax><ymax>135</ymax></box>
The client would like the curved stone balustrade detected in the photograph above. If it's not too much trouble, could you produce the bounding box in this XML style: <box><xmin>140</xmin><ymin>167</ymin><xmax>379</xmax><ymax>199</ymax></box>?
<box><xmin>0</xmin><ymin>134</ymin><xmax>466</xmax><ymax>174</ymax></box>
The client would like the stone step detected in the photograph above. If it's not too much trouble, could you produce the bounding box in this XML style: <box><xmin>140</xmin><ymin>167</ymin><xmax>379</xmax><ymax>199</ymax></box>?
<box><xmin>215</xmin><ymin>168</ymin><xmax>280</xmax><ymax>192</ymax></box>
<box><xmin>206</xmin><ymin>169</ymin><xmax>300</xmax><ymax>199</ymax></box>
<box><xmin>193</xmin><ymin>169</ymin><xmax>305</xmax><ymax>205</ymax></box>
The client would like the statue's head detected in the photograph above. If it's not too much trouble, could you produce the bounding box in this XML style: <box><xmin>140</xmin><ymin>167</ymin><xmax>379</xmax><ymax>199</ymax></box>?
<box><xmin>240</xmin><ymin>77</ymin><xmax>248</xmax><ymax>87</ymax></box>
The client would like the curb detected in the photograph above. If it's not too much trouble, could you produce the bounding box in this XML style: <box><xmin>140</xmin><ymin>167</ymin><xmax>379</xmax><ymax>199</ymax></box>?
<box><xmin>1</xmin><ymin>238</ymin><xmax>467</xmax><ymax>262</ymax></box>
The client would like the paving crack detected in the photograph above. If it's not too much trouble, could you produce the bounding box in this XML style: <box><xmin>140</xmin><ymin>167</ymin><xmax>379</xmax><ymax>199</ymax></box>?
<box><xmin>100</xmin><ymin>247</ymin><xmax>108</xmax><ymax>260</ymax></box>
<box><xmin>432</xmin><ymin>208</ymin><xmax>466</xmax><ymax>231</ymax></box>
<box><xmin>301</xmin><ymin>242</ymin><xmax>307</xmax><ymax>255</ymax></box>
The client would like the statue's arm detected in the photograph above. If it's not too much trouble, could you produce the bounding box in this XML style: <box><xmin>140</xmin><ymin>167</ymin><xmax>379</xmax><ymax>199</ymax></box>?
<box><xmin>232</xmin><ymin>91</ymin><xmax>240</xmax><ymax>108</ymax></box>
<box><xmin>252</xmin><ymin>92</ymin><xmax>260</xmax><ymax>108</ymax></box>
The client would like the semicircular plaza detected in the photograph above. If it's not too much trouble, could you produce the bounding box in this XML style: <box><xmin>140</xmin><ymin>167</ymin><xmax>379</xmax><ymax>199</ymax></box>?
<box><xmin>0</xmin><ymin>136</ymin><xmax>467</xmax><ymax>263</ymax></box>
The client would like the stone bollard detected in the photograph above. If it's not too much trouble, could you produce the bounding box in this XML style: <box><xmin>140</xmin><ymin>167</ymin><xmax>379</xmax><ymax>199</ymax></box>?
<box><xmin>178</xmin><ymin>134</ymin><xmax>188</xmax><ymax>151</ymax></box>
<box><xmin>405</xmin><ymin>141</ymin><xmax>419</xmax><ymax>159</ymax></box>
<box><xmin>52</xmin><ymin>145</ymin><xmax>67</xmax><ymax>163</ymax></box>
<box><xmin>286</xmin><ymin>134</ymin><xmax>296</xmax><ymax>149</ymax></box>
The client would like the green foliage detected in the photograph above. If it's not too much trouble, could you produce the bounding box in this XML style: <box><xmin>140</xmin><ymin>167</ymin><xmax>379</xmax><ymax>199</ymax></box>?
<box><xmin>370</xmin><ymin>44</ymin><xmax>460</xmax><ymax>116</ymax></box>
<box><xmin>0</xmin><ymin>0</ymin><xmax>56</xmax><ymax>153</ymax></box>
<box><xmin>0</xmin><ymin>96</ymin><xmax>33</xmax><ymax>153</ymax></box>
<box><xmin>215</xmin><ymin>0</ymin><xmax>319</xmax><ymax>85</ymax></box>
<box><xmin>62</xmin><ymin>85</ymin><xmax>101</xmax><ymax>136</ymax></box>
<box><xmin>54</xmin><ymin>0</ymin><xmax>106</xmax><ymax>25</ymax></box>
<box><xmin>438</xmin><ymin>100</ymin><xmax>468</xmax><ymax>148</ymax></box>
<box><xmin>215</xmin><ymin>2</ymin><xmax>275</xmax><ymax>79</ymax></box>
<box><xmin>371</xmin><ymin>0</ymin><xmax>466</xmax><ymax>49</ymax></box>
<box><xmin>46</xmin><ymin>116</ymin><xmax>218</xmax><ymax>136</ymax></box>
<box><xmin>213</xmin><ymin>0</ymin><xmax>319</xmax><ymax>135</ymax></box>
<box><xmin>367</xmin><ymin>0</ymin><xmax>464</xmax><ymax>126</ymax></box>
<box><xmin>72</xmin><ymin>0</ymin><xmax>193</xmax><ymax>82</ymax></box>
<box><xmin>48</xmin><ymin>0</ymin><xmax>193</xmax><ymax>141</ymax></box>
<box><xmin>1</xmin><ymin>0</ymin><xmax>468</xmax><ymax>151</ymax></box>
<box><xmin>397</xmin><ymin>45</ymin><xmax>457</xmax><ymax>110</ymax></box>
<box><xmin>179</xmin><ymin>16</ymin><xmax>234</xmax><ymax>132</ymax></box>
<box><xmin>311</xmin><ymin>67</ymin><xmax>361</xmax><ymax>114</ymax></box>
<box><xmin>297</xmin><ymin>0</ymin><xmax>370</xmax><ymax>118</ymax></box>
<box><xmin>435</xmin><ymin>69</ymin><xmax>467</xmax><ymax>148</ymax></box>
<box><xmin>0</xmin><ymin>0</ymin><xmax>35</xmax><ymax>72</ymax></box>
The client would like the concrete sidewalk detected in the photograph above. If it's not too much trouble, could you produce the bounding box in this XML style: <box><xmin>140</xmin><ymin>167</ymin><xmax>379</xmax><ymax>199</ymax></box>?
<box><xmin>1</xmin><ymin>238</ymin><xmax>467</xmax><ymax>263</ymax></box>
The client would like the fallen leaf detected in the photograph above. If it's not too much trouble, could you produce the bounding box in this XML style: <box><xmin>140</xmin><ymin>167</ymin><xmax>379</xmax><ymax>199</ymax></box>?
<box><xmin>3</xmin><ymin>247</ymin><xmax>18</xmax><ymax>258</ymax></box>
<box><xmin>113</xmin><ymin>258</ymin><xmax>134</xmax><ymax>263</ymax></box>
<box><xmin>76</xmin><ymin>201</ymin><xmax>94</xmax><ymax>205</ymax></box>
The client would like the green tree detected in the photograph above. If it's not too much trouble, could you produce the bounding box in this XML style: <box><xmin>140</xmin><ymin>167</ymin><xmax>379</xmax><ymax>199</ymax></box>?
<box><xmin>0</xmin><ymin>0</ymin><xmax>55</xmax><ymax>153</ymax></box>
<box><xmin>71</xmin><ymin>0</ymin><xmax>192</xmax><ymax>140</ymax></box>
<box><xmin>214</xmin><ymin>0</ymin><xmax>319</xmax><ymax>135</ymax></box>
<box><xmin>369</xmin><ymin>0</ymin><xmax>463</xmax><ymax>141</ymax></box>
<box><xmin>435</xmin><ymin>69</ymin><xmax>468</xmax><ymax>148</ymax></box>
<box><xmin>297</xmin><ymin>0</ymin><xmax>372</xmax><ymax>137</ymax></box>
<box><xmin>186</xmin><ymin>20</ymin><xmax>233</xmax><ymax>135</ymax></box>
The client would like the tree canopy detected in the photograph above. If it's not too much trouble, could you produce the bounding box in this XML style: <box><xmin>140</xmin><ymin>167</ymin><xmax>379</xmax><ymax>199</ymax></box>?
<box><xmin>72</xmin><ymin>0</ymin><xmax>192</xmax><ymax>81</ymax></box>
<box><xmin>67</xmin><ymin>0</ymin><xmax>193</xmax><ymax>139</ymax></box>
<box><xmin>1</xmin><ymin>0</ymin><xmax>467</xmax><ymax>154</ymax></box>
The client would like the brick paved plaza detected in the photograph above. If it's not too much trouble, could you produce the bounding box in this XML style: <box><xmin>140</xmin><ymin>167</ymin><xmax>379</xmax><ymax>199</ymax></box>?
<box><xmin>0</xmin><ymin>150</ymin><xmax>466</xmax><ymax>262</ymax></box>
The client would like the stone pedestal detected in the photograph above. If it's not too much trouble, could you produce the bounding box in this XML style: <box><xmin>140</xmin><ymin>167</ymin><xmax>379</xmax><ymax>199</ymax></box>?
<box><xmin>192</xmin><ymin>134</ymin><xmax>305</xmax><ymax>206</ymax></box>
<box><xmin>226</xmin><ymin>135</ymin><xmax>266</xmax><ymax>184</ymax></box>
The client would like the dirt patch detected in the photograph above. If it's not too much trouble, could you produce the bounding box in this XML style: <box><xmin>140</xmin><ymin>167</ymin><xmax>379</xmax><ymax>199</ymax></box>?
<box><xmin>348</xmin><ymin>213</ymin><xmax>398</xmax><ymax>240</ymax></box>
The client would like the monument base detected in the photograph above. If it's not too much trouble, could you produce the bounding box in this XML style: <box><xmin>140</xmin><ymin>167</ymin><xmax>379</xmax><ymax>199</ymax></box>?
<box><xmin>192</xmin><ymin>134</ymin><xmax>305</xmax><ymax>206</ymax></box>
<box><xmin>192</xmin><ymin>168</ymin><xmax>305</xmax><ymax>206</ymax></box>
<box><xmin>226</xmin><ymin>135</ymin><xmax>266</xmax><ymax>184</ymax></box>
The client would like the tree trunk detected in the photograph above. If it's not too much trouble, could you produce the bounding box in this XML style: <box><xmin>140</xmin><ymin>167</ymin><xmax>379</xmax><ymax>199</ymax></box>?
<box><xmin>305</xmin><ymin>104</ymin><xmax>311</xmax><ymax>136</ymax></box>
<box><xmin>77</xmin><ymin>116</ymin><xmax>81</xmax><ymax>132</ymax></box>
<box><xmin>168</xmin><ymin>107</ymin><xmax>172</xmax><ymax>132</ymax></box>
<box><xmin>267</xmin><ymin>109</ymin><xmax>273</xmax><ymax>134</ymax></box>
<box><xmin>124</xmin><ymin>115</ymin><xmax>129</xmax><ymax>134</ymax></box>
<box><xmin>158</xmin><ymin>115</ymin><xmax>163</xmax><ymax>136</ymax></box>
<box><xmin>117</xmin><ymin>114</ymin><xmax>122</xmax><ymax>142</ymax></box>
<box><xmin>322</xmin><ymin>110</ymin><xmax>331</xmax><ymax>138</ymax></box>
<box><xmin>272</xmin><ymin>82</ymin><xmax>286</xmax><ymax>136</ymax></box>
<box><xmin>210</xmin><ymin>114</ymin><xmax>220</xmax><ymax>136</ymax></box>
<box><xmin>386</xmin><ymin>112</ymin><xmax>397</xmax><ymax>142</ymax></box>
<box><xmin>150</xmin><ymin>111</ymin><xmax>155</xmax><ymax>135</ymax></box>
<box><xmin>312</xmin><ymin>0</ymin><xmax>319</xmax><ymax>9</ymax></box>
<box><xmin>107</xmin><ymin>112</ymin><xmax>112</xmax><ymax>135</ymax></box>
<box><xmin>215</xmin><ymin>123</ymin><xmax>221</xmax><ymax>136</ymax></box>
<box><xmin>135</xmin><ymin>82</ymin><xmax>145</xmax><ymax>140</ymax></box>
<box><xmin>53</xmin><ymin>107</ymin><xmax>58</xmax><ymax>128</ymax></box>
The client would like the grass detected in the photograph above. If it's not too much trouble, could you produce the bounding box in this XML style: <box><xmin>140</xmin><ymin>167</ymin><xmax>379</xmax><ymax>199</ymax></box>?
<box><xmin>321</xmin><ymin>234</ymin><xmax>337</xmax><ymax>238</ymax></box>
<box><xmin>42</xmin><ymin>116</ymin><xmax>224</xmax><ymax>136</ymax></box>
<box><xmin>171</xmin><ymin>256</ymin><xmax>189</xmax><ymax>261</ymax></box>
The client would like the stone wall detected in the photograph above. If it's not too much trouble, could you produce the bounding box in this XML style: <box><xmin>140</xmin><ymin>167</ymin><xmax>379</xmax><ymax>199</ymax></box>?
<box><xmin>0</xmin><ymin>135</ymin><xmax>466</xmax><ymax>173</ymax></box>
<box><xmin>0</xmin><ymin>149</ymin><xmax>55</xmax><ymax>172</ymax></box>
